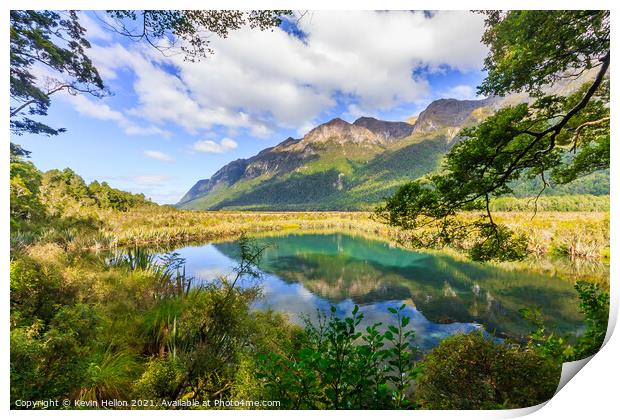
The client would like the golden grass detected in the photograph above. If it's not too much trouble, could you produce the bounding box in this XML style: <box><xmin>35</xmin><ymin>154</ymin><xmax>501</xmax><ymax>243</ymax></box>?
<box><xmin>91</xmin><ymin>207</ymin><xmax>609</xmax><ymax>261</ymax></box>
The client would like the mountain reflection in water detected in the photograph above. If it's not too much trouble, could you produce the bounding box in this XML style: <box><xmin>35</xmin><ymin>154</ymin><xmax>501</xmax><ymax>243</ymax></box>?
<box><xmin>169</xmin><ymin>233</ymin><xmax>604</xmax><ymax>351</ymax></box>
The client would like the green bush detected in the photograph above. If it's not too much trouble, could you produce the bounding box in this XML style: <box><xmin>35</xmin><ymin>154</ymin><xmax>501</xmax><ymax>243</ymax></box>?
<box><xmin>133</xmin><ymin>357</ymin><xmax>184</xmax><ymax>400</ymax></box>
<box><xmin>522</xmin><ymin>280</ymin><xmax>609</xmax><ymax>362</ymax></box>
<box><xmin>415</xmin><ymin>332</ymin><xmax>560</xmax><ymax>409</ymax></box>
<box><xmin>10</xmin><ymin>156</ymin><xmax>44</xmax><ymax>230</ymax></box>
<box><xmin>10</xmin><ymin>304</ymin><xmax>104</xmax><ymax>404</ymax></box>
<box><xmin>10</xmin><ymin>257</ymin><xmax>71</xmax><ymax>325</ymax></box>
<box><xmin>469</xmin><ymin>222</ymin><xmax>529</xmax><ymax>262</ymax></box>
<box><xmin>78</xmin><ymin>348</ymin><xmax>141</xmax><ymax>402</ymax></box>
<box><xmin>573</xmin><ymin>281</ymin><xmax>609</xmax><ymax>358</ymax></box>
<box><xmin>256</xmin><ymin>305</ymin><xmax>419</xmax><ymax>409</ymax></box>
<box><xmin>40</xmin><ymin>168</ymin><xmax>152</xmax><ymax>214</ymax></box>
<box><xmin>490</xmin><ymin>194</ymin><xmax>609</xmax><ymax>212</ymax></box>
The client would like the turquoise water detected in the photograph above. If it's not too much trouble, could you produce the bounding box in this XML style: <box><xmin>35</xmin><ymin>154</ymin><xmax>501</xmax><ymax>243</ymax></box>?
<box><xmin>170</xmin><ymin>233</ymin><xmax>587</xmax><ymax>351</ymax></box>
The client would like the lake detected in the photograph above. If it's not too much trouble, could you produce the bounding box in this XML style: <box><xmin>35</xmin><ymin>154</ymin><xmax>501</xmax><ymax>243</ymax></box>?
<box><xmin>167</xmin><ymin>233</ymin><xmax>596</xmax><ymax>351</ymax></box>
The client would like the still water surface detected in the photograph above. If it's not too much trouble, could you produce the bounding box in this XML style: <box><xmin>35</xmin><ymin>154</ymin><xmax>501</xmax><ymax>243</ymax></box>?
<box><xmin>169</xmin><ymin>233</ymin><xmax>593</xmax><ymax>350</ymax></box>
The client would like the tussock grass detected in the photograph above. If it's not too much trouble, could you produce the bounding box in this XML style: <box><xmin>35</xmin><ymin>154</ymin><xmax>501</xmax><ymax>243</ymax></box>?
<box><xmin>88</xmin><ymin>207</ymin><xmax>609</xmax><ymax>262</ymax></box>
<box><xmin>13</xmin><ymin>203</ymin><xmax>608</xmax><ymax>265</ymax></box>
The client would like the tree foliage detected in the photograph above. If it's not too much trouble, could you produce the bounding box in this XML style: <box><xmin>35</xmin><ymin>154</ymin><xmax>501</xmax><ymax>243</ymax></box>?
<box><xmin>479</xmin><ymin>11</ymin><xmax>609</xmax><ymax>97</ymax></box>
<box><xmin>10</xmin><ymin>151</ymin><xmax>44</xmax><ymax>230</ymax></box>
<box><xmin>106</xmin><ymin>10</ymin><xmax>291</xmax><ymax>62</ymax></box>
<box><xmin>10</xmin><ymin>10</ymin><xmax>289</xmax><ymax>140</ymax></box>
<box><xmin>10</xmin><ymin>10</ymin><xmax>106</xmax><ymax>136</ymax></box>
<box><xmin>40</xmin><ymin>168</ymin><xmax>152</xmax><ymax>214</ymax></box>
<box><xmin>10</xmin><ymin>151</ymin><xmax>152</xmax><ymax>252</ymax></box>
<box><xmin>379</xmin><ymin>11</ymin><xmax>610</xmax><ymax>261</ymax></box>
<box><xmin>572</xmin><ymin>281</ymin><xmax>610</xmax><ymax>358</ymax></box>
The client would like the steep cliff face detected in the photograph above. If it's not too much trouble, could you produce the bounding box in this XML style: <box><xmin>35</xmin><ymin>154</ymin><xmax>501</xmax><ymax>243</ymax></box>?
<box><xmin>293</xmin><ymin>118</ymin><xmax>385</xmax><ymax>148</ymax></box>
<box><xmin>177</xmin><ymin>159</ymin><xmax>247</xmax><ymax>205</ymax></box>
<box><xmin>178</xmin><ymin>97</ymin><xmax>498</xmax><ymax>210</ymax></box>
<box><xmin>413</xmin><ymin>97</ymin><xmax>497</xmax><ymax>133</ymax></box>
<box><xmin>179</xmin><ymin>118</ymin><xmax>397</xmax><ymax>205</ymax></box>
<box><xmin>352</xmin><ymin>117</ymin><xmax>415</xmax><ymax>141</ymax></box>
<box><xmin>353</xmin><ymin>117</ymin><xmax>413</xmax><ymax>142</ymax></box>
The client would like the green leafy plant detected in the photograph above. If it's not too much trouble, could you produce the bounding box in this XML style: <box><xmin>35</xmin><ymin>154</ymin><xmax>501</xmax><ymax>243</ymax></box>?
<box><xmin>256</xmin><ymin>305</ymin><xmax>419</xmax><ymax>409</ymax></box>
<box><xmin>521</xmin><ymin>280</ymin><xmax>609</xmax><ymax>362</ymax></box>
<box><xmin>573</xmin><ymin>281</ymin><xmax>609</xmax><ymax>358</ymax></box>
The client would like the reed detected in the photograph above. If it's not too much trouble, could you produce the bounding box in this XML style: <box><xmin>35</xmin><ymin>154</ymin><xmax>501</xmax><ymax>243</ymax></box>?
<box><xmin>13</xmin><ymin>204</ymin><xmax>608</xmax><ymax>262</ymax></box>
<box><xmin>93</xmin><ymin>207</ymin><xmax>609</xmax><ymax>261</ymax></box>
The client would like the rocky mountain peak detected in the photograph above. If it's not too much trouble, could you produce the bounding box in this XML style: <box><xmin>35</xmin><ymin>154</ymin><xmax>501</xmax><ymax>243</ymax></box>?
<box><xmin>413</xmin><ymin>97</ymin><xmax>496</xmax><ymax>133</ymax></box>
<box><xmin>353</xmin><ymin>116</ymin><xmax>415</xmax><ymax>140</ymax></box>
<box><xmin>178</xmin><ymin>97</ymin><xmax>502</xmax><ymax>208</ymax></box>
<box><xmin>300</xmin><ymin>117</ymin><xmax>383</xmax><ymax>146</ymax></box>
<box><xmin>324</xmin><ymin>117</ymin><xmax>349</xmax><ymax>127</ymax></box>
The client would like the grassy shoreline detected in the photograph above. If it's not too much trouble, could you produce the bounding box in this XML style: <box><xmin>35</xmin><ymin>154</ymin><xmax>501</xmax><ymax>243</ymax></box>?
<box><xmin>12</xmin><ymin>206</ymin><xmax>610</xmax><ymax>289</ymax></box>
<box><xmin>95</xmin><ymin>207</ymin><xmax>609</xmax><ymax>260</ymax></box>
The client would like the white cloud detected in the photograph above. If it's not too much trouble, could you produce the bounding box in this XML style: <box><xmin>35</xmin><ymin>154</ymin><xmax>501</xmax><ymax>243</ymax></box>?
<box><xmin>192</xmin><ymin>138</ymin><xmax>238</xmax><ymax>154</ymax></box>
<box><xmin>87</xmin><ymin>43</ymin><xmax>276</xmax><ymax>137</ymax></box>
<box><xmin>122</xmin><ymin>185</ymin><xmax>185</xmax><ymax>205</ymax></box>
<box><xmin>144</xmin><ymin>150</ymin><xmax>173</xmax><ymax>162</ymax></box>
<box><xmin>443</xmin><ymin>84</ymin><xmax>478</xmax><ymax>100</ymax></box>
<box><xmin>86</xmin><ymin>11</ymin><xmax>487</xmax><ymax>137</ymax></box>
<box><xmin>296</xmin><ymin>121</ymin><xmax>320</xmax><ymax>137</ymax></box>
<box><xmin>139</xmin><ymin>189</ymin><xmax>185</xmax><ymax>205</ymax></box>
<box><xmin>61</xmin><ymin>93</ymin><xmax>171</xmax><ymax>137</ymax></box>
<box><xmin>78</xmin><ymin>12</ymin><xmax>113</xmax><ymax>41</ymax></box>
<box><xmin>344</xmin><ymin>104</ymin><xmax>381</xmax><ymax>122</ymax></box>
<box><xmin>67</xmin><ymin>93</ymin><xmax>124</xmax><ymax>121</ymax></box>
<box><xmin>193</xmin><ymin>267</ymin><xmax>231</xmax><ymax>280</ymax></box>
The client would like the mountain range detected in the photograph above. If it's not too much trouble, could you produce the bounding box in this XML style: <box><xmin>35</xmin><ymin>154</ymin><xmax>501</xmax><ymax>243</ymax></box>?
<box><xmin>177</xmin><ymin>95</ymin><xmax>608</xmax><ymax>211</ymax></box>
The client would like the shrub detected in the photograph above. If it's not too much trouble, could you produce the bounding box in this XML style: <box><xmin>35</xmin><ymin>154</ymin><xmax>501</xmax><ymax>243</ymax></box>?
<box><xmin>415</xmin><ymin>332</ymin><xmax>560</xmax><ymax>409</ymax></box>
<box><xmin>10</xmin><ymin>156</ymin><xmax>44</xmax><ymax>230</ymax></box>
<box><xmin>10</xmin><ymin>257</ymin><xmax>71</xmax><ymax>325</ymax></box>
<box><xmin>256</xmin><ymin>305</ymin><xmax>419</xmax><ymax>409</ymax></box>
<box><xmin>11</xmin><ymin>304</ymin><xmax>104</xmax><ymax>404</ymax></box>
<box><xmin>133</xmin><ymin>357</ymin><xmax>184</xmax><ymax>400</ymax></box>
<box><xmin>521</xmin><ymin>280</ymin><xmax>609</xmax><ymax>362</ymax></box>
<box><xmin>469</xmin><ymin>222</ymin><xmax>528</xmax><ymax>262</ymax></box>
<box><xmin>573</xmin><ymin>281</ymin><xmax>609</xmax><ymax>358</ymax></box>
<box><xmin>77</xmin><ymin>348</ymin><xmax>141</xmax><ymax>402</ymax></box>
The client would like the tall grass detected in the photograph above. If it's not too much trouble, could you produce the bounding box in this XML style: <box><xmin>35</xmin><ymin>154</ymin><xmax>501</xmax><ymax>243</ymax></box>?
<box><xmin>106</xmin><ymin>248</ymin><xmax>194</xmax><ymax>299</ymax></box>
<box><xmin>13</xmin><ymin>204</ymin><xmax>609</xmax><ymax>262</ymax></box>
<box><xmin>95</xmin><ymin>207</ymin><xmax>609</xmax><ymax>261</ymax></box>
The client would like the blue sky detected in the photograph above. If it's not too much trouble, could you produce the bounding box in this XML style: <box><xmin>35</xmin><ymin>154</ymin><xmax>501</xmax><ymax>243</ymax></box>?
<box><xmin>15</xmin><ymin>11</ymin><xmax>488</xmax><ymax>204</ymax></box>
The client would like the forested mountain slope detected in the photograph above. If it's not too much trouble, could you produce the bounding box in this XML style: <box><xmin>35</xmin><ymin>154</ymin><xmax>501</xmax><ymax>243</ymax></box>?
<box><xmin>179</xmin><ymin>96</ymin><xmax>608</xmax><ymax>211</ymax></box>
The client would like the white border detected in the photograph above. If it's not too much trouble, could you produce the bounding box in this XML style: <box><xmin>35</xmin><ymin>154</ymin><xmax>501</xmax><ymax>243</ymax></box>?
<box><xmin>2</xmin><ymin>1</ymin><xmax>618</xmax><ymax>419</ymax></box>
